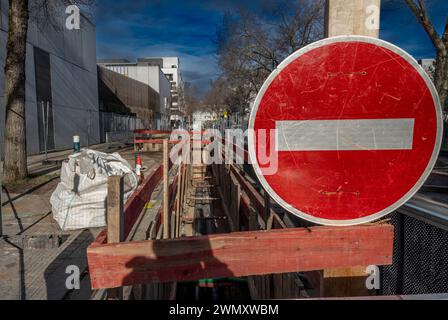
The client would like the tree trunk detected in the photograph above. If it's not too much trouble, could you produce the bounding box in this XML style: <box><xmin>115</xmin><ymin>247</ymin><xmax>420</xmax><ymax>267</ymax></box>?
<box><xmin>3</xmin><ymin>0</ymin><xmax>29</xmax><ymax>182</ymax></box>
<box><xmin>434</xmin><ymin>52</ymin><xmax>448</xmax><ymax>110</ymax></box>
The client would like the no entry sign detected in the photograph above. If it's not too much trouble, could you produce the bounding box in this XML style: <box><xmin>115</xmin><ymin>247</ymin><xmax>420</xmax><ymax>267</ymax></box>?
<box><xmin>248</xmin><ymin>36</ymin><xmax>443</xmax><ymax>226</ymax></box>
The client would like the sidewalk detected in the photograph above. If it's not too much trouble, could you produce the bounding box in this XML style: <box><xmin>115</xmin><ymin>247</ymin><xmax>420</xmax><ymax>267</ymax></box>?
<box><xmin>1</xmin><ymin>142</ymin><xmax>130</xmax><ymax>236</ymax></box>
<box><xmin>0</xmin><ymin>142</ymin><xmax>162</xmax><ymax>300</ymax></box>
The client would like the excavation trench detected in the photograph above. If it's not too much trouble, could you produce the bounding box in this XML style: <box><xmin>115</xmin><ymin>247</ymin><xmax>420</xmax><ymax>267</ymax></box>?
<box><xmin>175</xmin><ymin>164</ymin><xmax>251</xmax><ymax>301</ymax></box>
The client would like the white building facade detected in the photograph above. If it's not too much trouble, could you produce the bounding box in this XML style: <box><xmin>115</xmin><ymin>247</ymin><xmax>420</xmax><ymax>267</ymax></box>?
<box><xmin>0</xmin><ymin>0</ymin><xmax>100</xmax><ymax>155</ymax></box>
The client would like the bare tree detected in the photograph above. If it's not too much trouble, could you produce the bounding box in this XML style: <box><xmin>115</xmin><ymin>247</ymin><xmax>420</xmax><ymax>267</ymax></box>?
<box><xmin>405</xmin><ymin>0</ymin><xmax>448</xmax><ymax>110</ymax></box>
<box><xmin>4</xmin><ymin>0</ymin><xmax>29</xmax><ymax>182</ymax></box>
<box><xmin>215</xmin><ymin>0</ymin><xmax>324</xmax><ymax>108</ymax></box>
<box><xmin>182</xmin><ymin>82</ymin><xmax>201</xmax><ymax>116</ymax></box>
<box><xmin>202</xmin><ymin>77</ymin><xmax>252</xmax><ymax>125</ymax></box>
<box><xmin>3</xmin><ymin>0</ymin><xmax>93</xmax><ymax>182</ymax></box>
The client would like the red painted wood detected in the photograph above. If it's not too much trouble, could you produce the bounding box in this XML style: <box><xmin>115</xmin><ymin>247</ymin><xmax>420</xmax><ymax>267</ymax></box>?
<box><xmin>220</xmin><ymin>148</ymin><xmax>265</xmax><ymax>218</ymax></box>
<box><xmin>91</xmin><ymin>229</ymin><xmax>108</xmax><ymax>246</ymax></box>
<box><xmin>134</xmin><ymin>130</ymin><xmax>209</xmax><ymax>135</ymax></box>
<box><xmin>229</xmin><ymin>165</ymin><xmax>265</xmax><ymax>215</ymax></box>
<box><xmin>221</xmin><ymin>138</ymin><xmax>249</xmax><ymax>164</ymax></box>
<box><xmin>160</xmin><ymin>174</ymin><xmax>179</xmax><ymax>226</ymax></box>
<box><xmin>87</xmin><ymin>224</ymin><xmax>393</xmax><ymax>289</ymax></box>
<box><xmin>135</xmin><ymin>139</ymin><xmax>211</xmax><ymax>146</ymax></box>
<box><xmin>123</xmin><ymin>165</ymin><xmax>163</xmax><ymax>238</ymax></box>
<box><xmin>134</xmin><ymin>139</ymin><xmax>181</xmax><ymax>144</ymax></box>
<box><xmin>90</xmin><ymin>164</ymin><xmax>164</xmax><ymax>245</ymax></box>
<box><xmin>134</xmin><ymin>130</ymin><xmax>172</xmax><ymax>135</ymax></box>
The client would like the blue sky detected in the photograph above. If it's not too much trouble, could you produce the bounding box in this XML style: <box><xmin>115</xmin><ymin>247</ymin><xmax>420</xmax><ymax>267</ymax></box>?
<box><xmin>95</xmin><ymin>0</ymin><xmax>448</xmax><ymax>97</ymax></box>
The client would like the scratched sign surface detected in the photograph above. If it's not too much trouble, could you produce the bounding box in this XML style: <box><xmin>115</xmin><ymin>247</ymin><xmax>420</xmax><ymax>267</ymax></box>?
<box><xmin>248</xmin><ymin>36</ymin><xmax>443</xmax><ymax>226</ymax></box>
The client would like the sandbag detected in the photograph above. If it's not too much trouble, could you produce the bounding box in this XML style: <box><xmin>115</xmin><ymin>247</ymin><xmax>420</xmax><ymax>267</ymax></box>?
<box><xmin>50</xmin><ymin>149</ymin><xmax>138</xmax><ymax>231</ymax></box>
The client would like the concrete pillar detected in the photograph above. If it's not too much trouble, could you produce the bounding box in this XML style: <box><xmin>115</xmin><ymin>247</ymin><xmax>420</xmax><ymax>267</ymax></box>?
<box><xmin>320</xmin><ymin>0</ymin><xmax>382</xmax><ymax>298</ymax></box>
<box><xmin>325</xmin><ymin>0</ymin><xmax>381</xmax><ymax>38</ymax></box>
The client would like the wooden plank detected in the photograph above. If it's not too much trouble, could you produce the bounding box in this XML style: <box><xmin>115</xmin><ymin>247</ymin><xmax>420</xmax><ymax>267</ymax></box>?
<box><xmin>123</xmin><ymin>165</ymin><xmax>163</xmax><ymax>239</ymax></box>
<box><xmin>90</xmin><ymin>164</ymin><xmax>164</xmax><ymax>247</ymax></box>
<box><xmin>248</xmin><ymin>205</ymin><xmax>259</xmax><ymax>231</ymax></box>
<box><xmin>227</xmin><ymin>164</ymin><xmax>283</xmax><ymax>228</ymax></box>
<box><xmin>229</xmin><ymin>165</ymin><xmax>264</xmax><ymax>214</ymax></box>
<box><xmin>135</xmin><ymin>139</ymin><xmax>211</xmax><ymax>146</ymax></box>
<box><xmin>218</xmin><ymin>143</ymin><xmax>287</xmax><ymax>229</ymax></box>
<box><xmin>230</xmin><ymin>174</ymin><xmax>241</xmax><ymax>231</ymax></box>
<box><xmin>215</xmin><ymin>167</ymin><xmax>236</xmax><ymax>232</ymax></box>
<box><xmin>87</xmin><ymin>224</ymin><xmax>394</xmax><ymax>289</ymax></box>
<box><xmin>324</xmin><ymin>266</ymin><xmax>367</xmax><ymax>278</ymax></box>
<box><xmin>180</xmin><ymin>164</ymin><xmax>188</xmax><ymax>236</ymax></box>
<box><xmin>163</xmin><ymin>139</ymin><xmax>169</xmax><ymax>239</ymax></box>
<box><xmin>221</xmin><ymin>138</ymin><xmax>249</xmax><ymax>163</ymax></box>
<box><xmin>107</xmin><ymin>176</ymin><xmax>124</xmax><ymax>243</ymax></box>
<box><xmin>321</xmin><ymin>266</ymin><xmax>374</xmax><ymax>297</ymax></box>
<box><xmin>175</xmin><ymin>164</ymin><xmax>183</xmax><ymax>238</ymax></box>
<box><xmin>134</xmin><ymin>130</ymin><xmax>172</xmax><ymax>135</ymax></box>
<box><xmin>263</xmin><ymin>190</ymin><xmax>270</xmax><ymax>225</ymax></box>
<box><xmin>239</xmin><ymin>193</ymin><xmax>253</xmax><ymax>229</ymax></box>
<box><xmin>153</xmin><ymin>173</ymin><xmax>179</xmax><ymax>239</ymax></box>
<box><xmin>135</xmin><ymin>139</ymin><xmax>180</xmax><ymax>144</ymax></box>
<box><xmin>106</xmin><ymin>176</ymin><xmax>125</xmax><ymax>299</ymax></box>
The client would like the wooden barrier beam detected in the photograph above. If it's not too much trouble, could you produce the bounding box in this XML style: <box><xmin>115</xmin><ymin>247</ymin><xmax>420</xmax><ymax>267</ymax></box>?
<box><xmin>87</xmin><ymin>224</ymin><xmax>393</xmax><ymax>289</ymax></box>
<box><xmin>90</xmin><ymin>164</ymin><xmax>164</xmax><ymax>246</ymax></box>
<box><xmin>95</xmin><ymin>137</ymin><xmax>186</xmax><ymax>245</ymax></box>
<box><xmin>106</xmin><ymin>176</ymin><xmax>125</xmax><ymax>299</ymax></box>
<box><xmin>163</xmin><ymin>140</ymin><xmax>170</xmax><ymax>239</ymax></box>
<box><xmin>135</xmin><ymin>139</ymin><xmax>211</xmax><ymax>145</ymax></box>
<box><xmin>134</xmin><ymin>139</ymin><xmax>181</xmax><ymax>144</ymax></box>
<box><xmin>221</xmin><ymin>138</ymin><xmax>249</xmax><ymax>164</ymax></box>
<box><xmin>123</xmin><ymin>165</ymin><xmax>163</xmax><ymax>239</ymax></box>
<box><xmin>226</xmin><ymin>161</ymin><xmax>285</xmax><ymax>229</ymax></box>
<box><xmin>92</xmin><ymin>164</ymin><xmax>172</xmax><ymax>246</ymax></box>
<box><xmin>134</xmin><ymin>130</ymin><xmax>172</xmax><ymax>135</ymax></box>
<box><xmin>107</xmin><ymin>176</ymin><xmax>125</xmax><ymax>243</ymax></box>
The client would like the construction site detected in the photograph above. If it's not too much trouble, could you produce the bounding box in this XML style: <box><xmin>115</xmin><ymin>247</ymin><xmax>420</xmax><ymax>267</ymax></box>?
<box><xmin>1</xmin><ymin>0</ymin><xmax>448</xmax><ymax>308</ymax></box>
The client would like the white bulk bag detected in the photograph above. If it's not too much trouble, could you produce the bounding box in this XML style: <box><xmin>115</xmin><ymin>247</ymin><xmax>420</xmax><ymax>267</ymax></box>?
<box><xmin>50</xmin><ymin>149</ymin><xmax>138</xmax><ymax>231</ymax></box>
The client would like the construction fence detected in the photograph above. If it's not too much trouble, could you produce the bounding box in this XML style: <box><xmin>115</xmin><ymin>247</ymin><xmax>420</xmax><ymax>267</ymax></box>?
<box><xmin>99</xmin><ymin>111</ymin><xmax>145</xmax><ymax>144</ymax></box>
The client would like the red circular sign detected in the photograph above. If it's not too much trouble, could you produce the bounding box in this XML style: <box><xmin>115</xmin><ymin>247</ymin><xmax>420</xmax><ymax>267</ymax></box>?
<box><xmin>248</xmin><ymin>36</ymin><xmax>443</xmax><ymax>226</ymax></box>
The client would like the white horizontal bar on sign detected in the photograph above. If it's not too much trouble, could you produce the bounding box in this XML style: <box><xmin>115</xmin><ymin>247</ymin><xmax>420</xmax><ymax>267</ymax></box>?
<box><xmin>275</xmin><ymin>119</ymin><xmax>415</xmax><ymax>151</ymax></box>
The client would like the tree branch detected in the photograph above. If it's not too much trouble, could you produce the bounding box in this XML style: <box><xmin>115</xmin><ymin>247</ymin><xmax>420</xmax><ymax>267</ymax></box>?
<box><xmin>405</xmin><ymin>0</ymin><xmax>446</xmax><ymax>54</ymax></box>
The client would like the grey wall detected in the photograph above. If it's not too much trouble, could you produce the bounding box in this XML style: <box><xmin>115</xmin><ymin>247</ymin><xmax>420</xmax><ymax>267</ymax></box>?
<box><xmin>0</xmin><ymin>0</ymin><xmax>99</xmax><ymax>155</ymax></box>
<box><xmin>158</xmin><ymin>69</ymin><xmax>171</xmax><ymax>130</ymax></box>
<box><xmin>119</xmin><ymin>65</ymin><xmax>168</xmax><ymax>113</ymax></box>
<box><xmin>99</xmin><ymin>63</ymin><xmax>172</xmax><ymax>130</ymax></box>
